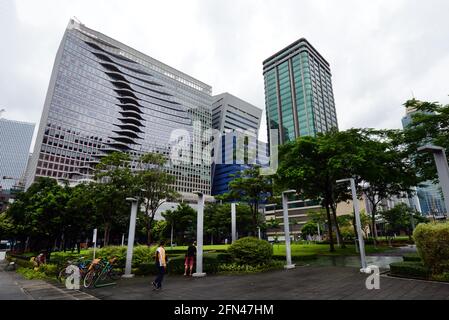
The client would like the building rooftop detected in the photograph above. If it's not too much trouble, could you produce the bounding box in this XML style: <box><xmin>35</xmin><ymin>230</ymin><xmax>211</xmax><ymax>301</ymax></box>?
<box><xmin>263</xmin><ymin>37</ymin><xmax>330</xmax><ymax>72</ymax></box>
<box><xmin>67</xmin><ymin>18</ymin><xmax>212</xmax><ymax>95</ymax></box>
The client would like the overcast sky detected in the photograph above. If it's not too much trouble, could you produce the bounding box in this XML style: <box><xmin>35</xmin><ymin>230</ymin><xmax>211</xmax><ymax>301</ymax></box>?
<box><xmin>1</xmin><ymin>0</ymin><xmax>449</xmax><ymax>148</ymax></box>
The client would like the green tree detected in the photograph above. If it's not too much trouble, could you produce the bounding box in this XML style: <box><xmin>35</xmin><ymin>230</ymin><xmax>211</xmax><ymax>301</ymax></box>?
<box><xmin>224</xmin><ymin>166</ymin><xmax>272</xmax><ymax>236</ymax></box>
<box><xmin>380</xmin><ymin>203</ymin><xmax>428</xmax><ymax>240</ymax></box>
<box><xmin>135</xmin><ymin>153</ymin><xmax>179</xmax><ymax>245</ymax></box>
<box><xmin>94</xmin><ymin>152</ymin><xmax>135</xmax><ymax>246</ymax></box>
<box><xmin>162</xmin><ymin>203</ymin><xmax>196</xmax><ymax>245</ymax></box>
<box><xmin>301</xmin><ymin>222</ymin><xmax>318</xmax><ymax>239</ymax></box>
<box><xmin>401</xmin><ymin>98</ymin><xmax>449</xmax><ymax>182</ymax></box>
<box><xmin>276</xmin><ymin>135</ymin><xmax>344</xmax><ymax>251</ymax></box>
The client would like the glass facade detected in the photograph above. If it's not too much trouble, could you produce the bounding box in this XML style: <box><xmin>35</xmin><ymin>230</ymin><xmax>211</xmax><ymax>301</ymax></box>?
<box><xmin>27</xmin><ymin>19</ymin><xmax>212</xmax><ymax>195</ymax></box>
<box><xmin>210</xmin><ymin>93</ymin><xmax>266</xmax><ymax>195</ymax></box>
<box><xmin>0</xmin><ymin>119</ymin><xmax>35</xmax><ymax>191</ymax></box>
<box><xmin>263</xmin><ymin>38</ymin><xmax>338</xmax><ymax>145</ymax></box>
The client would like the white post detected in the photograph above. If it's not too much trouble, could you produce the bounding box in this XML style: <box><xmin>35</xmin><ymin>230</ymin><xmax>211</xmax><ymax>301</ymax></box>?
<box><xmin>123</xmin><ymin>198</ymin><xmax>138</xmax><ymax>278</ymax></box>
<box><xmin>258</xmin><ymin>227</ymin><xmax>261</xmax><ymax>240</ymax></box>
<box><xmin>92</xmin><ymin>229</ymin><xmax>97</xmax><ymax>260</ymax></box>
<box><xmin>317</xmin><ymin>222</ymin><xmax>321</xmax><ymax>240</ymax></box>
<box><xmin>121</xmin><ymin>234</ymin><xmax>125</xmax><ymax>247</ymax></box>
<box><xmin>170</xmin><ymin>223</ymin><xmax>174</xmax><ymax>249</ymax></box>
<box><xmin>350</xmin><ymin>179</ymin><xmax>368</xmax><ymax>272</ymax></box>
<box><xmin>282</xmin><ymin>191</ymin><xmax>295</xmax><ymax>269</ymax></box>
<box><xmin>231</xmin><ymin>203</ymin><xmax>237</xmax><ymax>243</ymax></box>
<box><xmin>193</xmin><ymin>192</ymin><xmax>206</xmax><ymax>277</ymax></box>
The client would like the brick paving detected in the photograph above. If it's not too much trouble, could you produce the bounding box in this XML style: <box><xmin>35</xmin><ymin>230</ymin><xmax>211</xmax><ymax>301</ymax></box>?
<box><xmin>87</xmin><ymin>265</ymin><xmax>449</xmax><ymax>300</ymax></box>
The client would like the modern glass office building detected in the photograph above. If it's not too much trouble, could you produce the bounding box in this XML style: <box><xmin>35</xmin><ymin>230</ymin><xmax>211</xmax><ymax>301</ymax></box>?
<box><xmin>211</xmin><ymin>93</ymin><xmax>268</xmax><ymax>195</ymax></box>
<box><xmin>0</xmin><ymin>118</ymin><xmax>35</xmax><ymax>191</ymax></box>
<box><xmin>263</xmin><ymin>38</ymin><xmax>338</xmax><ymax>145</ymax></box>
<box><xmin>27</xmin><ymin>19</ymin><xmax>212</xmax><ymax>195</ymax></box>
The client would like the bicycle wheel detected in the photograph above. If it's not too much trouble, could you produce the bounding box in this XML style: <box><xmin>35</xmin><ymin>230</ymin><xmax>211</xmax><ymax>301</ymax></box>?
<box><xmin>57</xmin><ymin>268</ymin><xmax>68</xmax><ymax>283</ymax></box>
<box><xmin>83</xmin><ymin>270</ymin><xmax>97</xmax><ymax>288</ymax></box>
<box><xmin>108</xmin><ymin>269</ymin><xmax>121</xmax><ymax>281</ymax></box>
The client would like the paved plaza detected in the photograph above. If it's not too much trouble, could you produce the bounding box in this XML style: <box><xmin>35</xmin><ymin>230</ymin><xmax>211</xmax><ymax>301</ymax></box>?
<box><xmin>89</xmin><ymin>265</ymin><xmax>449</xmax><ymax>300</ymax></box>
<box><xmin>2</xmin><ymin>250</ymin><xmax>449</xmax><ymax>300</ymax></box>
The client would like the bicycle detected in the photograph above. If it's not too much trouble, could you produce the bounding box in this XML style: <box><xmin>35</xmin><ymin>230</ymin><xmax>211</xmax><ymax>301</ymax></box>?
<box><xmin>83</xmin><ymin>257</ymin><xmax>120</xmax><ymax>288</ymax></box>
<box><xmin>57</xmin><ymin>256</ymin><xmax>91</xmax><ymax>284</ymax></box>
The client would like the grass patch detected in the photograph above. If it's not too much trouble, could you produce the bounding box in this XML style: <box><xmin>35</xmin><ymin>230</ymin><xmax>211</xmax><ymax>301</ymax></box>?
<box><xmin>272</xmin><ymin>244</ymin><xmax>391</xmax><ymax>258</ymax></box>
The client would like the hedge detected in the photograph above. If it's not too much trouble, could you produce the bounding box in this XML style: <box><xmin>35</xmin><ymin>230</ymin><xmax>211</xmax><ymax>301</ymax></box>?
<box><xmin>389</xmin><ymin>261</ymin><xmax>431</xmax><ymax>279</ymax></box>
<box><xmin>413</xmin><ymin>222</ymin><xmax>449</xmax><ymax>274</ymax></box>
<box><xmin>402</xmin><ymin>253</ymin><xmax>422</xmax><ymax>262</ymax></box>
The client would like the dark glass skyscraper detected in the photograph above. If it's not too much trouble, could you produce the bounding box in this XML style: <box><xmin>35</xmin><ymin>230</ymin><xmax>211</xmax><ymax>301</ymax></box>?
<box><xmin>263</xmin><ymin>38</ymin><xmax>338</xmax><ymax>145</ymax></box>
<box><xmin>27</xmin><ymin>19</ymin><xmax>212</xmax><ymax>195</ymax></box>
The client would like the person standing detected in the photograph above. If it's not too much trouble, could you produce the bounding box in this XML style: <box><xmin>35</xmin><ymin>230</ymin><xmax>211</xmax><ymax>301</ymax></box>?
<box><xmin>184</xmin><ymin>241</ymin><xmax>196</xmax><ymax>277</ymax></box>
<box><xmin>152</xmin><ymin>241</ymin><xmax>168</xmax><ymax>290</ymax></box>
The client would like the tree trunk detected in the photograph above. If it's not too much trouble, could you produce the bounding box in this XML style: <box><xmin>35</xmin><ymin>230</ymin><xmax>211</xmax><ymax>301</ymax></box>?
<box><xmin>325</xmin><ymin>204</ymin><xmax>335</xmax><ymax>252</ymax></box>
<box><xmin>251</xmin><ymin>204</ymin><xmax>258</xmax><ymax>236</ymax></box>
<box><xmin>103</xmin><ymin>222</ymin><xmax>111</xmax><ymax>247</ymax></box>
<box><xmin>147</xmin><ymin>214</ymin><xmax>155</xmax><ymax>246</ymax></box>
<box><xmin>331</xmin><ymin>204</ymin><xmax>346</xmax><ymax>248</ymax></box>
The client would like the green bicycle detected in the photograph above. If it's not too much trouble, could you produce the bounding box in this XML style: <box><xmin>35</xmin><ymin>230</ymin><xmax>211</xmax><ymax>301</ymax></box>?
<box><xmin>83</xmin><ymin>257</ymin><xmax>121</xmax><ymax>288</ymax></box>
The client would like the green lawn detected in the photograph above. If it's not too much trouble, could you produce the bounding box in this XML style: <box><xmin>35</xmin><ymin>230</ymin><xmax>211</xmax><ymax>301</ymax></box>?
<box><xmin>272</xmin><ymin>243</ymin><xmax>392</xmax><ymax>258</ymax></box>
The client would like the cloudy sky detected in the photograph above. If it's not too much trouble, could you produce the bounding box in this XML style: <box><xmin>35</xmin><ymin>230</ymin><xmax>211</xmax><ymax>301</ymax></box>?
<box><xmin>1</xmin><ymin>0</ymin><xmax>449</xmax><ymax>147</ymax></box>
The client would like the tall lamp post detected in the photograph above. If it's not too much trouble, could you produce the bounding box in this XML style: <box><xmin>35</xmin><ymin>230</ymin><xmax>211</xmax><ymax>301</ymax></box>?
<box><xmin>231</xmin><ymin>202</ymin><xmax>238</xmax><ymax>243</ymax></box>
<box><xmin>282</xmin><ymin>190</ymin><xmax>296</xmax><ymax>270</ymax></box>
<box><xmin>193</xmin><ymin>191</ymin><xmax>206</xmax><ymax>278</ymax></box>
<box><xmin>122</xmin><ymin>197</ymin><xmax>139</xmax><ymax>278</ymax></box>
<box><xmin>337</xmin><ymin>178</ymin><xmax>368</xmax><ymax>273</ymax></box>
<box><xmin>418</xmin><ymin>145</ymin><xmax>449</xmax><ymax>215</ymax></box>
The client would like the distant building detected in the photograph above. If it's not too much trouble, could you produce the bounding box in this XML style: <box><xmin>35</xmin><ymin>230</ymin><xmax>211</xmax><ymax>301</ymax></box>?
<box><xmin>262</xmin><ymin>38</ymin><xmax>339</xmax><ymax>239</ymax></box>
<box><xmin>210</xmin><ymin>93</ymin><xmax>268</xmax><ymax>196</ymax></box>
<box><xmin>263</xmin><ymin>38</ymin><xmax>338</xmax><ymax>146</ymax></box>
<box><xmin>0</xmin><ymin>118</ymin><xmax>35</xmax><ymax>211</ymax></box>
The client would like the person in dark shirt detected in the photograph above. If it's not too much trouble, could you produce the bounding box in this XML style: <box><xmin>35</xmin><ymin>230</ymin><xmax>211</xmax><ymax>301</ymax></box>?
<box><xmin>184</xmin><ymin>241</ymin><xmax>196</xmax><ymax>277</ymax></box>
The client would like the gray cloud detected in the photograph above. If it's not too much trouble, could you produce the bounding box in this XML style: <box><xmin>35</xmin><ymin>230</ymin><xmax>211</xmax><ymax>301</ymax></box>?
<box><xmin>1</xmin><ymin>0</ymin><xmax>449</xmax><ymax>147</ymax></box>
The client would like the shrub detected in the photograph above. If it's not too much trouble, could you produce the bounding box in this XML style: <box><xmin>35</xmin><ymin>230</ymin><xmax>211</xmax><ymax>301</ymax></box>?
<box><xmin>132</xmin><ymin>246</ymin><xmax>155</xmax><ymax>266</ymax></box>
<box><xmin>218</xmin><ymin>261</ymin><xmax>284</xmax><ymax>274</ymax></box>
<box><xmin>389</xmin><ymin>261</ymin><xmax>431</xmax><ymax>279</ymax></box>
<box><xmin>432</xmin><ymin>272</ymin><xmax>449</xmax><ymax>282</ymax></box>
<box><xmin>38</xmin><ymin>264</ymin><xmax>58</xmax><ymax>277</ymax></box>
<box><xmin>92</xmin><ymin>246</ymin><xmax>127</xmax><ymax>267</ymax></box>
<box><xmin>135</xmin><ymin>263</ymin><xmax>158</xmax><ymax>276</ymax></box>
<box><xmin>413</xmin><ymin>222</ymin><xmax>449</xmax><ymax>274</ymax></box>
<box><xmin>216</xmin><ymin>253</ymin><xmax>233</xmax><ymax>264</ymax></box>
<box><xmin>228</xmin><ymin>237</ymin><xmax>273</xmax><ymax>266</ymax></box>
<box><xmin>89</xmin><ymin>245</ymin><xmax>155</xmax><ymax>268</ymax></box>
<box><xmin>403</xmin><ymin>253</ymin><xmax>422</xmax><ymax>262</ymax></box>
<box><xmin>16</xmin><ymin>267</ymin><xmax>48</xmax><ymax>280</ymax></box>
<box><xmin>8</xmin><ymin>257</ymin><xmax>34</xmax><ymax>269</ymax></box>
<box><xmin>166</xmin><ymin>254</ymin><xmax>221</xmax><ymax>274</ymax></box>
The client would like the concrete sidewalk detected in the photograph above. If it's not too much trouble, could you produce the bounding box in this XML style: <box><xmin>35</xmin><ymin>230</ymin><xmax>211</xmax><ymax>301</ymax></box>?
<box><xmin>0</xmin><ymin>262</ymin><xmax>97</xmax><ymax>300</ymax></box>
<box><xmin>88</xmin><ymin>266</ymin><xmax>449</xmax><ymax>300</ymax></box>
<box><xmin>0</xmin><ymin>264</ymin><xmax>31</xmax><ymax>300</ymax></box>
